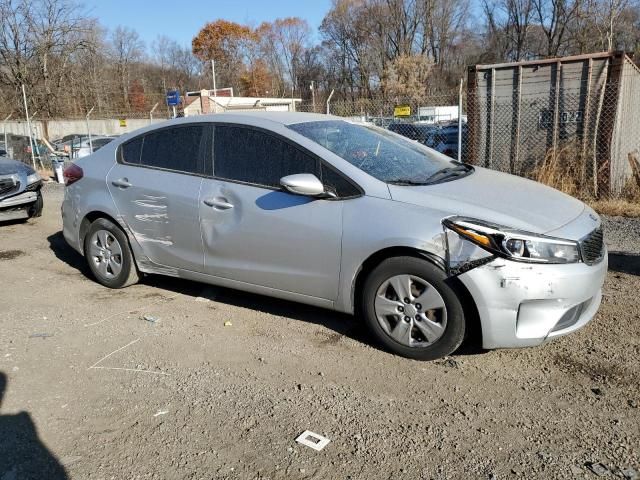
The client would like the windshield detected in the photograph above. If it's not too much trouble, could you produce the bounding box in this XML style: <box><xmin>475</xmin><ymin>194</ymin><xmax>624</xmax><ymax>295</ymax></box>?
<box><xmin>288</xmin><ymin>120</ymin><xmax>455</xmax><ymax>184</ymax></box>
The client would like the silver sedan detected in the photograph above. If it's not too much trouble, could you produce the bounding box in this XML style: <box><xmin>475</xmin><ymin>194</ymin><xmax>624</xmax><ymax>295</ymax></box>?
<box><xmin>61</xmin><ymin>112</ymin><xmax>606</xmax><ymax>360</ymax></box>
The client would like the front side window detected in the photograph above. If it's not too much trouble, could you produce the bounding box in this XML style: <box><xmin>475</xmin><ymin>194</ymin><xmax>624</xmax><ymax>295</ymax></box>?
<box><xmin>288</xmin><ymin>120</ymin><xmax>462</xmax><ymax>185</ymax></box>
<box><xmin>214</xmin><ymin>125</ymin><xmax>318</xmax><ymax>188</ymax></box>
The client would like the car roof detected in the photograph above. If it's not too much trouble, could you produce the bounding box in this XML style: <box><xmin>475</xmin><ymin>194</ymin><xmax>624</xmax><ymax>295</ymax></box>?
<box><xmin>112</xmin><ymin>112</ymin><xmax>356</xmax><ymax>146</ymax></box>
<box><xmin>149</xmin><ymin>112</ymin><xmax>342</xmax><ymax>130</ymax></box>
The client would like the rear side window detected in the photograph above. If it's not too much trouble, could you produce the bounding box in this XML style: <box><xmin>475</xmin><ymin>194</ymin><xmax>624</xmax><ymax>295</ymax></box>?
<box><xmin>214</xmin><ymin>126</ymin><xmax>318</xmax><ymax>188</ymax></box>
<box><xmin>121</xmin><ymin>138</ymin><xmax>142</xmax><ymax>164</ymax></box>
<box><xmin>120</xmin><ymin>125</ymin><xmax>208</xmax><ymax>175</ymax></box>
<box><xmin>140</xmin><ymin>126</ymin><xmax>206</xmax><ymax>174</ymax></box>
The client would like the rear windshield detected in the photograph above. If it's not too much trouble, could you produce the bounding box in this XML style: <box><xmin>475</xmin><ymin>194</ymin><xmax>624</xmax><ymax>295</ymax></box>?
<box><xmin>288</xmin><ymin>120</ymin><xmax>452</xmax><ymax>183</ymax></box>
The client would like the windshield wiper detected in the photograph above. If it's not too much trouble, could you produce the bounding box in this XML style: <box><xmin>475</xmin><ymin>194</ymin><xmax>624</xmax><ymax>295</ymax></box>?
<box><xmin>422</xmin><ymin>163</ymin><xmax>473</xmax><ymax>185</ymax></box>
<box><xmin>387</xmin><ymin>179</ymin><xmax>430</xmax><ymax>186</ymax></box>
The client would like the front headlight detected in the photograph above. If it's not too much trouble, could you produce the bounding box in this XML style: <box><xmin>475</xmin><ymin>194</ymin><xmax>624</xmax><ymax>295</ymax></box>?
<box><xmin>26</xmin><ymin>172</ymin><xmax>41</xmax><ymax>185</ymax></box>
<box><xmin>444</xmin><ymin>216</ymin><xmax>581</xmax><ymax>264</ymax></box>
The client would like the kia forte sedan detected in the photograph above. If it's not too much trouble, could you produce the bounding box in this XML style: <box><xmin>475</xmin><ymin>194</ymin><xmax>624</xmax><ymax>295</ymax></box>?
<box><xmin>61</xmin><ymin>112</ymin><xmax>606</xmax><ymax>360</ymax></box>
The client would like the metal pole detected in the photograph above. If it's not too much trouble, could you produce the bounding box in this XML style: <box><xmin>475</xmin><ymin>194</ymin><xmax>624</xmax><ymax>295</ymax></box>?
<box><xmin>326</xmin><ymin>89</ymin><xmax>335</xmax><ymax>115</ymax></box>
<box><xmin>3</xmin><ymin>112</ymin><xmax>12</xmax><ymax>157</ymax></box>
<box><xmin>513</xmin><ymin>65</ymin><xmax>523</xmax><ymax>174</ymax></box>
<box><xmin>30</xmin><ymin>111</ymin><xmax>43</xmax><ymax>168</ymax></box>
<box><xmin>21</xmin><ymin>84</ymin><xmax>36</xmax><ymax>168</ymax></box>
<box><xmin>458</xmin><ymin>78</ymin><xmax>463</xmax><ymax>162</ymax></box>
<box><xmin>488</xmin><ymin>69</ymin><xmax>495</xmax><ymax>169</ymax></box>
<box><xmin>311</xmin><ymin>81</ymin><xmax>316</xmax><ymax>113</ymax></box>
<box><xmin>149</xmin><ymin>102</ymin><xmax>159</xmax><ymax>123</ymax></box>
<box><xmin>211</xmin><ymin>59</ymin><xmax>217</xmax><ymax>113</ymax></box>
<box><xmin>85</xmin><ymin>106</ymin><xmax>95</xmax><ymax>152</ymax></box>
<box><xmin>551</xmin><ymin>61</ymin><xmax>561</xmax><ymax>162</ymax></box>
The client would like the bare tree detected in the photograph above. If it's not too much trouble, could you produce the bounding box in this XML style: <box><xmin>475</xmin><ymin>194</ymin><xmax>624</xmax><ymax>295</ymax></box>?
<box><xmin>532</xmin><ymin>0</ymin><xmax>583</xmax><ymax>56</ymax></box>
<box><xmin>110</xmin><ymin>25</ymin><xmax>144</xmax><ymax>108</ymax></box>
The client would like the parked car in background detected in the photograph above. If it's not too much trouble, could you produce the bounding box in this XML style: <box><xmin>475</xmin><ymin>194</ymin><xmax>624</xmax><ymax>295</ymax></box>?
<box><xmin>62</xmin><ymin>112</ymin><xmax>606</xmax><ymax>360</ymax></box>
<box><xmin>425</xmin><ymin>125</ymin><xmax>468</xmax><ymax>159</ymax></box>
<box><xmin>58</xmin><ymin>135</ymin><xmax>118</xmax><ymax>159</ymax></box>
<box><xmin>0</xmin><ymin>158</ymin><xmax>43</xmax><ymax>222</ymax></box>
<box><xmin>387</xmin><ymin>122</ymin><xmax>429</xmax><ymax>142</ymax></box>
<box><xmin>0</xmin><ymin>142</ymin><xmax>7</xmax><ymax>157</ymax></box>
<box><xmin>52</xmin><ymin>133</ymin><xmax>99</xmax><ymax>147</ymax></box>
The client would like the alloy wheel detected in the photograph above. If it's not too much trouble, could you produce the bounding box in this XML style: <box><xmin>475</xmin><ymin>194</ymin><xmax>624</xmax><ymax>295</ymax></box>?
<box><xmin>88</xmin><ymin>229</ymin><xmax>123</xmax><ymax>279</ymax></box>
<box><xmin>374</xmin><ymin>274</ymin><xmax>448</xmax><ymax>347</ymax></box>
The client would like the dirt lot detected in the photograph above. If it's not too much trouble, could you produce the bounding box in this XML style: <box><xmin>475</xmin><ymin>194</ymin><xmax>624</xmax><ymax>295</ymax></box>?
<box><xmin>1</xmin><ymin>184</ymin><xmax>639</xmax><ymax>480</ymax></box>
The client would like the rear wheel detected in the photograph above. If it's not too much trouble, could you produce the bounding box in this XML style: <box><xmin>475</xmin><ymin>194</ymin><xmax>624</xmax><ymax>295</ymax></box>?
<box><xmin>361</xmin><ymin>256</ymin><xmax>465</xmax><ymax>360</ymax></box>
<box><xmin>84</xmin><ymin>218</ymin><xmax>139</xmax><ymax>288</ymax></box>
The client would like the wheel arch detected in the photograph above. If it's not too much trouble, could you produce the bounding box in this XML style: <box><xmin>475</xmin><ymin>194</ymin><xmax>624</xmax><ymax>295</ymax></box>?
<box><xmin>350</xmin><ymin>246</ymin><xmax>482</xmax><ymax>347</ymax></box>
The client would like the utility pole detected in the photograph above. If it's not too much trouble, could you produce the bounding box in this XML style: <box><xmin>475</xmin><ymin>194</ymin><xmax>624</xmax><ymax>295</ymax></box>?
<box><xmin>211</xmin><ymin>59</ymin><xmax>217</xmax><ymax>113</ymax></box>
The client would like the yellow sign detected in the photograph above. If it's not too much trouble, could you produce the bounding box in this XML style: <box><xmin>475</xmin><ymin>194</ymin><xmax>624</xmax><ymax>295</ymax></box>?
<box><xmin>394</xmin><ymin>105</ymin><xmax>411</xmax><ymax>117</ymax></box>
<box><xmin>119</xmin><ymin>119</ymin><xmax>127</xmax><ymax>127</ymax></box>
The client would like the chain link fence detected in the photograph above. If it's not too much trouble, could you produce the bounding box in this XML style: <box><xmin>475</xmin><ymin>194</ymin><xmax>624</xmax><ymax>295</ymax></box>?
<box><xmin>296</xmin><ymin>72</ymin><xmax>639</xmax><ymax>201</ymax></box>
<box><xmin>2</xmin><ymin>67</ymin><xmax>639</xmax><ymax>201</ymax></box>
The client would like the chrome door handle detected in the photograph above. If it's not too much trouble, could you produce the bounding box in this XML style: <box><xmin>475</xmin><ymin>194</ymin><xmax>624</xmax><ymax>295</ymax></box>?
<box><xmin>203</xmin><ymin>197</ymin><xmax>234</xmax><ymax>210</ymax></box>
<box><xmin>112</xmin><ymin>178</ymin><xmax>132</xmax><ymax>188</ymax></box>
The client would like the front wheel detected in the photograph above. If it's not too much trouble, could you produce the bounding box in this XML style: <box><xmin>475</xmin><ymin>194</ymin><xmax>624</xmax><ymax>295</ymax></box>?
<box><xmin>28</xmin><ymin>190</ymin><xmax>43</xmax><ymax>218</ymax></box>
<box><xmin>84</xmin><ymin>218</ymin><xmax>139</xmax><ymax>288</ymax></box>
<box><xmin>361</xmin><ymin>256</ymin><xmax>465</xmax><ymax>360</ymax></box>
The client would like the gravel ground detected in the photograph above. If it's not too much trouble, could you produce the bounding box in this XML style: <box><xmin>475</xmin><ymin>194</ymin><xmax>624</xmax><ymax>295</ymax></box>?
<box><xmin>0</xmin><ymin>184</ymin><xmax>639</xmax><ymax>480</ymax></box>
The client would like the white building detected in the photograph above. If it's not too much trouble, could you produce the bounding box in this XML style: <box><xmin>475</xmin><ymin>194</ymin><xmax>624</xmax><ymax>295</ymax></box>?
<box><xmin>183</xmin><ymin>89</ymin><xmax>301</xmax><ymax>117</ymax></box>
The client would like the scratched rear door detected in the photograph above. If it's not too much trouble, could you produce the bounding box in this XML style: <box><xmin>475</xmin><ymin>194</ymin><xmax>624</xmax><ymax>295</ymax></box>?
<box><xmin>107</xmin><ymin>124</ymin><xmax>209</xmax><ymax>272</ymax></box>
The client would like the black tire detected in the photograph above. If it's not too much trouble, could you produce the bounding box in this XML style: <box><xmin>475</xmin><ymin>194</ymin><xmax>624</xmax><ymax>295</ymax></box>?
<box><xmin>361</xmin><ymin>256</ymin><xmax>465</xmax><ymax>360</ymax></box>
<box><xmin>84</xmin><ymin>217</ymin><xmax>139</xmax><ymax>288</ymax></box>
<box><xmin>28</xmin><ymin>190</ymin><xmax>43</xmax><ymax>218</ymax></box>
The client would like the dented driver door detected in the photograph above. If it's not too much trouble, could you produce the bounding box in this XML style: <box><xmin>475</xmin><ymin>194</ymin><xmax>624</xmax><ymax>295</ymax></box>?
<box><xmin>198</xmin><ymin>124</ymin><xmax>343</xmax><ymax>301</ymax></box>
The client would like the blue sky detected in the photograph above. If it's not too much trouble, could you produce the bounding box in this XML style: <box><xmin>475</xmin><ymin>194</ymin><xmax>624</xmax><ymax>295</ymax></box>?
<box><xmin>84</xmin><ymin>0</ymin><xmax>333</xmax><ymax>47</ymax></box>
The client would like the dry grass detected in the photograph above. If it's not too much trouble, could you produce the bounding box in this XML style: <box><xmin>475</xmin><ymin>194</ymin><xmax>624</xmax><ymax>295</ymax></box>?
<box><xmin>590</xmin><ymin>199</ymin><xmax>640</xmax><ymax>217</ymax></box>
<box><xmin>531</xmin><ymin>143</ymin><xmax>640</xmax><ymax>218</ymax></box>
<box><xmin>532</xmin><ymin>142</ymin><xmax>585</xmax><ymax>198</ymax></box>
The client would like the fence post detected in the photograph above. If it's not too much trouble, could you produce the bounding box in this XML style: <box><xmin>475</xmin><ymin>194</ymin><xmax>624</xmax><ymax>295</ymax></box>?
<box><xmin>511</xmin><ymin>65</ymin><xmax>523</xmax><ymax>174</ymax></box>
<box><xmin>2</xmin><ymin>112</ymin><xmax>12</xmax><ymax>157</ymax></box>
<box><xmin>326</xmin><ymin>89</ymin><xmax>335</xmax><ymax>115</ymax></box>
<box><xmin>85</xmin><ymin>106</ymin><xmax>95</xmax><ymax>153</ymax></box>
<box><xmin>458</xmin><ymin>78</ymin><xmax>463</xmax><ymax>162</ymax></box>
<box><xmin>149</xmin><ymin>102</ymin><xmax>159</xmax><ymax>123</ymax></box>
<box><xmin>21</xmin><ymin>84</ymin><xmax>37</xmax><ymax>168</ymax></box>
<box><xmin>488</xmin><ymin>69</ymin><xmax>495</xmax><ymax>169</ymax></box>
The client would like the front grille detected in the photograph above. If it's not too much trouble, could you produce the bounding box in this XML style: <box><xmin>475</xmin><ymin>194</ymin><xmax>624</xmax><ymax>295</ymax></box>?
<box><xmin>0</xmin><ymin>178</ymin><xmax>19</xmax><ymax>197</ymax></box>
<box><xmin>580</xmin><ymin>228</ymin><xmax>604</xmax><ymax>265</ymax></box>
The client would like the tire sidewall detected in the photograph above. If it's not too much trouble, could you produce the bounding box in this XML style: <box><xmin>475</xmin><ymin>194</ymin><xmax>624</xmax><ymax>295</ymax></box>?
<box><xmin>84</xmin><ymin>218</ymin><xmax>136</xmax><ymax>288</ymax></box>
<box><xmin>361</xmin><ymin>256</ymin><xmax>465</xmax><ymax>360</ymax></box>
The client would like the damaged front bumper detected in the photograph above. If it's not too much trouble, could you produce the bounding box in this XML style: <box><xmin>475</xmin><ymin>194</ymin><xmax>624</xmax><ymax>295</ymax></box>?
<box><xmin>0</xmin><ymin>190</ymin><xmax>39</xmax><ymax>221</ymax></box>
<box><xmin>457</xmin><ymin>253</ymin><xmax>607</xmax><ymax>349</ymax></box>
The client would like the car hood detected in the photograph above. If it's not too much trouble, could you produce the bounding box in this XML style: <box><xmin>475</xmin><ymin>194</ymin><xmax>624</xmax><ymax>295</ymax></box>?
<box><xmin>0</xmin><ymin>158</ymin><xmax>34</xmax><ymax>176</ymax></box>
<box><xmin>388</xmin><ymin>166</ymin><xmax>585</xmax><ymax>234</ymax></box>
